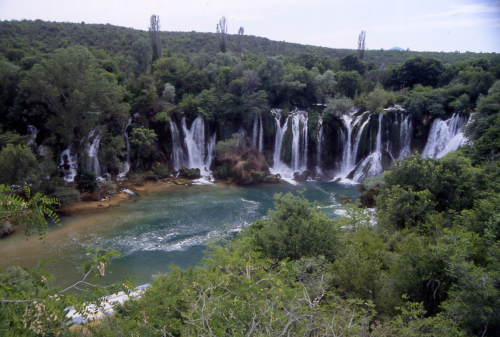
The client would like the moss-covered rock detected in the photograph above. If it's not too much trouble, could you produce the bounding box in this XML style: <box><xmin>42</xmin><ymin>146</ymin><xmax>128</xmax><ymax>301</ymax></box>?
<box><xmin>179</xmin><ymin>166</ymin><xmax>201</xmax><ymax>179</ymax></box>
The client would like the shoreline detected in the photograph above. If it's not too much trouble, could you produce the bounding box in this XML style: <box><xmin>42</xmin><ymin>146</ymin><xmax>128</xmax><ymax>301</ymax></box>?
<box><xmin>57</xmin><ymin>178</ymin><xmax>193</xmax><ymax>216</ymax></box>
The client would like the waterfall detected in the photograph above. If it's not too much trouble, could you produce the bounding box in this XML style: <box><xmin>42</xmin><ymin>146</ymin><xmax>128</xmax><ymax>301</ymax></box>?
<box><xmin>258</xmin><ymin>115</ymin><xmax>264</xmax><ymax>153</ymax></box>
<box><xmin>169</xmin><ymin>120</ymin><xmax>185</xmax><ymax>170</ymax></box>
<box><xmin>118</xmin><ymin>119</ymin><xmax>132</xmax><ymax>177</ymax></box>
<box><xmin>252</xmin><ymin>114</ymin><xmax>264</xmax><ymax>152</ymax></box>
<box><xmin>27</xmin><ymin>125</ymin><xmax>39</xmax><ymax>145</ymax></box>
<box><xmin>270</xmin><ymin>110</ymin><xmax>289</xmax><ymax>175</ymax></box>
<box><xmin>351</xmin><ymin>114</ymin><xmax>384</xmax><ymax>181</ymax></box>
<box><xmin>252</xmin><ymin>114</ymin><xmax>258</xmax><ymax>148</ymax></box>
<box><xmin>398</xmin><ymin>114</ymin><xmax>412</xmax><ymax>158</ymax></box>
<box><xmin>421</xmin><ymin>113</ymin><xmax>468</xmax><ymax>158</ymax></box>
<box><xmin>316</xmin><ymin>118</ymin><xmax>323</xmax><ymax>172</ymax></box>
<box><xmin>237</xmin><ymin>127</ymin><xmax>247</xmax><ymax>147</ymax></box>
<box><xmin>59</xmin><ymin>149</ymin><xmax>78</xmax><ymax>182</ymax></box>
<box><xmin>338</xmin><ymin>114</ymin><xmax>353</xmax><ymax>177</ymax></box>
<box><xmin>181</xmin><ymin>116</ymin><xmax>215</xmax><ymax>175</ymax></box>
<box><xmin>349</xmin><ymin>113</ymin><xmax>371</xmax><ymax>172</ymax></box>
<box><xmin>291</xmin><ymin>111</ymin><xmax>308</xmax><ymax>172</ymax></box>
<box><xmin>270</xmin><ymin>109</ymin><xmax>308</xmax><ymax>181</ymax></box>
<box><xmin>85</xmin><ymin>130</ymin><xmax>101</xmax><ymax>177</ymax></box>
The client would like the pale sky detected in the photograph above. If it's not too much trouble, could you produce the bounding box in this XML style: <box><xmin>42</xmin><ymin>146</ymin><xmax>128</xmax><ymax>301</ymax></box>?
<box><xmin>1</xmin><ymin>0</ymin><xmax>499</xmax><ymax>53</ymax></box>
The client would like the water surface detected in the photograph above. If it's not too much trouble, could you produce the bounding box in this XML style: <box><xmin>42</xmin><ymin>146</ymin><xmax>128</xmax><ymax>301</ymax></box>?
<box><xmin>0</xmin><ymin>182</ymin><xmax>358</xmax><ymax>288</ymax></box>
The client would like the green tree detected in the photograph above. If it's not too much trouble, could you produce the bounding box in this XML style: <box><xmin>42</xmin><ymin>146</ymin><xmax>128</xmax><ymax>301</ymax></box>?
<box><xmin>0</xmin><ymin>144</ymin><xmax>39</xmax><ymax>187</ymax></box>
<box><xmin>130</xmin><ymin>38</ymin><xmax>151</xmax><ymax>76</ymax></box>
<box><xmin>130</xmin><ymin>126</ymin><xmax>157</xmax><ymax>164</ymax></box>
<box><xmin>398</xmin><ymin>56</ymin><xmax>444</xmax><ymax>88</ymax></box>
<box><xmin>340</xmin><ymin>54</ymin><xmax>366</xmax><ymax>74</ymax></box>
<box><xmin>314</xmin><ymin>69</ymin><xmax>337</xmax><ymax>103</ymax></box>
<box><xmin>20</xmin><ymin>46</ymin><xmax>129</xmax><ymax>156</ymax></box>
<box><xmin>250</xmin><ymin>191</ymin><xmax>339</xmax><ymax>261</ymax></box>
<box><xmin>148</xmin><ymin>14</ymin><xmax>162</xmax><ymax>62</ymax></box>
<box><xmin>335</xmin><ymin>71</ymin><xmax>361</xmax><ymax>98</ymax></box>
<box><xmin>324</xmin><ymin>94</ymin><xmax>354</xmax><ymax>117</ymax></box>
<box><xmin>76</xmin><ymin>168</ymin><xmax>98</xmax><ymax>193</ymax></box>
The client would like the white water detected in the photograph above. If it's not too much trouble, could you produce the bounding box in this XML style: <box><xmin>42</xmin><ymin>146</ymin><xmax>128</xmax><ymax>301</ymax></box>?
<box><xmin>270</xmin><ymin>110</ymin><xmax>289</xmax><ymax>176</ymax></box>
<box><xmin>398</xmin><ymin>114</ymin><xmax>412</xmax><ymax>158</ymax></box>
<box><xmin>351</xmin><ymin>114</ymin><xmax>384</xmax><ymax>181</ymax></box>
<box><xmin>59</xmin><ymin>149</ymin><xmax>78</xmax><ymax>182</ymax></box>
<box><xmin>270</xmin><ymin>109</ymin><xmax>309</xmax><ymax>180</ymax></box>
<box><xmin>291</xmin><ymin>111</ymin><xmax>308</xmax><ymax>172</ymax></box>
<box><xmin>181</xmin><ymin>116</ymin><xmax>215</xmax><ymax>176</ymax></box>
<box><xmin>169</xmin><ymin>120</ymin><xmax>185</xmax><ymax>170</ymax></box>
<box><xmin>421</xmin><ymin>113</ymin><xmax>468</xmax><ymax>158</ymax></box>
<box><xmin>85</xmin><ymin>130</ymin><xmax>102</xmax><ymax>177</ymax></box>
<box><xmin>259</xmin><ymin>115</ymin><xmax>264</xmax><ymax>153</ymax></box>
<box><xmin>252</xmin><ymin>114</ymin><xmax>258</xmax><ymax>148</ymax></box>
<box><xmin>118</xmin><ymin>119</ymin><xmax>132</xmax><ymax>177</ymax></box>
<box><xmin>27</xmin><ymin>125</ymin><xmax>39</xmax><ymax>145</ymax></box>
<box><xmin>316</xmin><ymin>119</ymin><xmax>323</xmax><ymax>173</ymax></box>
<box><xmin>251</xmin><ymin>114</ymin><xmax>264</xmax><ymax>153</ymax></box>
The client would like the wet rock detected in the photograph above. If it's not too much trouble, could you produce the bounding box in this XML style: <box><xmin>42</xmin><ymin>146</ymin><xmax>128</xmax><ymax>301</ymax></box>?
<box><xmin>179</xmin><ymin>166</ymin><xmax>200</xmax><ymax>179</ymax></box>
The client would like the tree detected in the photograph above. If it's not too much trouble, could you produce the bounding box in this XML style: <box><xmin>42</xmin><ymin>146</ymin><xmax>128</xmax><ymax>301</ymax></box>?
<box><xmin>131</xmin><ymin>38</ymin><xmax>152</xmax><ymax>76</ymax></box>
<box><xmin>340</xmin><ymin>54</ymin><xmax>366</xmax><ymax>74</ymax></box>
<box><xmin>20</xmin><ymin>46</ymin><xmax>129</xmax><ymax>156</ymax></box>
<box><xmin>0</xmin><ymin>144</ymin><xmax>39</xmax><ymax>187</ymax></box>
<box><xmin>315</xmin><ymin>69</ymin><xmax>337</xmax><ymax>103</ymax></box>
<box><xmin>335</xmin><ymin>70</ymin><xmax>361</xmax><ymax>98</ymax></box>
<box><xmin>98</xmin><ymin>180</ymin><xmax>117</xmax><ymax>206</ymax></box>
<box><xmin>324</xmin><ymin>94</ymin><xmax>354</xmax><ymax>117</ymax></box>
<box><xmin>357</xmin><ymin>30</ymin><xmax>366</xmax><ymax>60</ymax></box>
<box><xmin>238</xmin><ymin>26</ymin><xmax>244</xmax><ymax>53</ymax></box>
<box><xmin>398</xmin><ymin>56</ymin><xmax>444</xmax><ymax>88</ymax></box>
<box><xmin>216</xmin><ymin>16</ymin><xmax>228</xmax><ymax>53</ymax></box>
<box><xmin>250</xmin><ymin>191</ymin><xmax>339</xmax><ymax>261</ymax></box>
<box><xmin>162</xmin><ymin>83</ymin><xmax>176</xmax><ymax>102</ymax></box>
<box><xmin>130</xmin><ymin>126</ymin><xmax>157</xmax><ymax>163</ymax></box>
<box><xmin>148</xmin><ymin>14</ymin><xmax>162</xmax><ymax>62</ymax></box>
<box><xmin>76</xmin><ymin>168</ymin><xmax>98</xmax><ymax>193</ymax></box>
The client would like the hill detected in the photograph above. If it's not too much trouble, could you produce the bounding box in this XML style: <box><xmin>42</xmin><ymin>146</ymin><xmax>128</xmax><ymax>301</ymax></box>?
<box><xmin>0</xmin><ymin>19</ymin><xmax>497</xmax><ymax>67</ymax></box>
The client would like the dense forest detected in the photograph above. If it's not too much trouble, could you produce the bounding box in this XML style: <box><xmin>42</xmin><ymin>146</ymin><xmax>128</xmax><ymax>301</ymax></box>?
<box><xmin>1</xmin><ymin>18</ymin><xmax>500</xmax><ymax>336</ymax></box>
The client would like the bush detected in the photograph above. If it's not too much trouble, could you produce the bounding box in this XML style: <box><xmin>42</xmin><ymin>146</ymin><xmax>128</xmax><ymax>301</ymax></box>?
<box><xmin>152</xmin><ymin>162</ymin><xmax>169</xmax><ymax>178</ymax></box>
<box><xmin>48</xmin><ymin>186</ymin><xmax>81</xmax><ymax>207</ymax></box>
<box><xmin>76</xmin><ymin>168</ymin><xmax>98</xmax><ymax>193</ymax></box>
<box><xmin>250</xmin><ymin>191</ymin><xmax>338</xmax><ymax>261</ymax></box>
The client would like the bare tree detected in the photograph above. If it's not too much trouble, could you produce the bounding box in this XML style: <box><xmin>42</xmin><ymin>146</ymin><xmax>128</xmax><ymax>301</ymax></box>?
<box><xmin>149</xmin><ymin>14</ymin><xmax>162</xmax><ymax>61</ymax></box>
<box><xmin>238</xmin><ymin>26</ymin><xmax>244</xmax><ymax>53</ymax></box>
<box><xmin>357</xmin><ymin>30</ymin><xmax>366</xmax><ymax>60</ymax></box>
<box><xmin>216</xmin><ymin>16</ymin><xmax>228</xmax><ymax>53</ymax></box>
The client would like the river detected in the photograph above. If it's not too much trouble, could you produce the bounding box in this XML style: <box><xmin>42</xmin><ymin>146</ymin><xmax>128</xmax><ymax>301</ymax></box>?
<box><xmin>0</xmin><ymin>181</ymin><xmax>359</xmax><ymax>288</ymax></box>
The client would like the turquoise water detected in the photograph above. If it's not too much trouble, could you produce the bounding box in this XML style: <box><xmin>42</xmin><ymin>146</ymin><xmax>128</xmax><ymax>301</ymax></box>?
<box><xmin>0</xmin><ymin>182</ymin><xmax>358</xmax><ymax>288</ymax></box>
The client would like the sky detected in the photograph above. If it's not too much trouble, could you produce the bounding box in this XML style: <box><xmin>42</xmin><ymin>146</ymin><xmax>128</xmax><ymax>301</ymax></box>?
<box><xmin>1</xmin><ymin>0</ymin><xmax>499</xmax><ymax>53</ymax></box>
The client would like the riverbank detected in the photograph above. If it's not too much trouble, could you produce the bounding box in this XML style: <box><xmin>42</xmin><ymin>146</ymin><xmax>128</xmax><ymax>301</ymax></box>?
<box><xmin>58</xmin><ymin>178</ymin><xmax>192</xmax><ymax>216</ymax></box>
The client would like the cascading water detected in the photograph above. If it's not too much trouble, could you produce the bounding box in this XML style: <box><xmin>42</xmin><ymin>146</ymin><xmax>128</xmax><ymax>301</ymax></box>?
<box><xmin>270</xmin><ymin>109</ymin><xmax>308</xmax><ymax>181</ymax></box>
<box><xmin>291</xmin><ymin>111</ymin><xmax>308</xmax><ymax>172</ymax></box>
<box><xmin>258</xmin><ymin>115</ymin><xmax>264</xmax><ymax>153</ymax></box>
<box><xmin>181</xmin><ymin>116</ymin><xmax>215</xmax><ymax>176</ymax></box>
<box><xmin>398</xmin><ymin>114</ymin><xmax>412</xmax><ymax>158</ymax></box>
<box><xmin>27</xmin><ymin>125</ymin><xmax>39</xmax><ymax>145</ymax></box>
<box><xmin>270</xmin><ymin>110</ymin><xmax>289</xmax><ymax>176</ymax></box>
<box><xmin>85</xmin><ymin>130</ymin><xmax>102</xmax><ymax>177</ymax></box>
<box><xmin>252</xmin><ymin>114</ymin><xmax>258</xmax><ymax>148</ymax></box>
<box><xmin>169</xmin><ymin>120</ymin><xmax>185</xmax><ymax>170</ymax></box>
<box><xmin>118</xmin><ymin>119</ymin><xmax>132</xmax><ymax>177</ymax></box>
<box><xmin>338</xmin><ymin>114</ymin><xmax>354</xmax><ymax>177</ymax></box>
<box><xmin>59</xmin><ymin>149</ymin><xmax>78</xmax><ymax>182</ymax></box>
<box><xmin>251</xmin><ymin>114</ymin><xmax>264</xmax><ymax>152</ymax></box>
<box><xmin>237</xmin><ymin>127</ymin><xmax>247</xmax><ymax>147</ymax></box>
<box><xmin>316</xmin><ymin>119</ymin><xmax>323</xmax><ymax>173</ymax></box>
<box><xmin>351</xmin><ymin>114</ymin><xmax>384</xmax><ymax>181</ymax></box>
<box><xmin>421</xmin><ymin>113</ymin><xmax>469</xmax><ymax>158</ymax></box>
